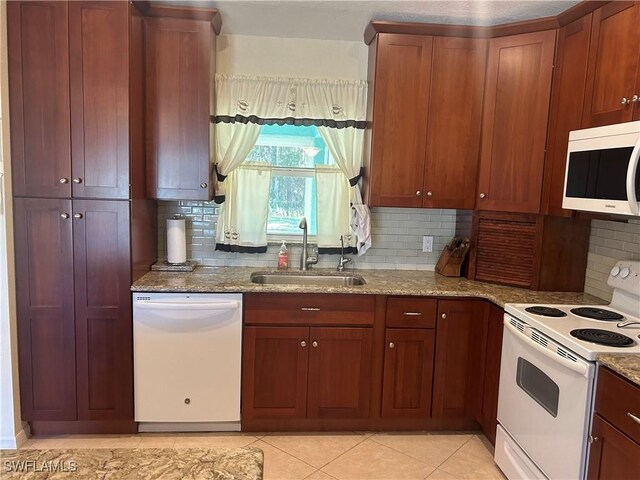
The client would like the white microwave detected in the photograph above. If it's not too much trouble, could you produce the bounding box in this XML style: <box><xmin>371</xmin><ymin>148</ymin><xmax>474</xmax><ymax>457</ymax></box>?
<box><xmin>563</xmin><ymin>121</ymin><xmax>640</xmax><ymax>216</ymax></box>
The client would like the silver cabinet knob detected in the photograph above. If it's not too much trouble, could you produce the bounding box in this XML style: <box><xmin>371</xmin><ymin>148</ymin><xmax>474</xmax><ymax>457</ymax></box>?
<box><xmin>184</xmin><ymin>398</ymin><xmax>191</xmax><ymax>404</ymax></box>
<box><xmin>479</xmin><ymin>192</ymin><xmax>486</xmax><ymax>199</ymax></box>
<box><xmin>416</xmin><ymin>190</ymin><xmax>422</xmax><ymax>197</ymax></box>
<box><xmin>632</xmin><ymin>94</ymin><xmax>639</xmax><ymax>103</ymax></box>
<box><xmin>588</xmin><ymin>435</ymin><xmax>599</xmax><ymax>444</ymax></box>
<box><xmin>621</xmin><ymin>97</ymin><xmax>630</xmax><ymax>105</ymax></box>
<box><xmin>389</xmin><ymin>342</ymin><xmax>395</xmax><ymax>349</ymax></box>
<box><xmin>59</xmin><ymin>178</ymin><xmax>69</xmax><ymax>184</ymax></box>
<box><xmin>60</xmin><ymin>213</ymin><xmax>69</xmax><ymax>219</ymax></box>
<box><xmin>426</xmin><ymin>191</ymin><xmax>433</xmax><ymax>197</ymax></box>
<box><xmin>441</xmin><ymin>313</ymin><xmax>447</xmax><ymax>319</ymax></box>
<box><xmin>73</xmin><ymin>177</ymin><xmax>82</xmax><ymax>184</ymax></box>
<box><xmin>312</xmin><ymin>341</ymin><xmax>318</xmax><ymax>348</ymax></box>
<box><xmin>300</xmin><ymin>341</ymin><xmax>307</xmax><ymax>348</ymax></box>
<box><xmin>200</xmin><ymin>182</ymin><xmax>208</xmax><ymax>189</ymax></box>
<box><xmin>73</xmin><ymin>213</ymin><xmax>83</xmax><ymax>219</ymax></box>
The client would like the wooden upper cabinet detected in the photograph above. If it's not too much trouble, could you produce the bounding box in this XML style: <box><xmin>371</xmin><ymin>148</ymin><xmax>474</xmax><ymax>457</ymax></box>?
<box><xmin>368</xmin><ymin>34</ymin><xmax>432</xmax><ymax>207</ymax></box>
<box><xmin>69</xmin><ymin>1</ymin><xmax>130</xmax><ymax>199</ymax></box>
<box><xmin>145</xmin><ymin>16</ymin><xmax>214</xmax><ymax>200</ymax></box>
<box><xmin>543</xmin><ymin>15</ymin><xmax>593</xmax><ymax>217</ymax></box>
<box><xmin>583</xmin><ymin>2</ymin><xmax>640</xmax><ymax>127</ymax></box>
<box><xmin>477</xmin><ymin>30</ymin><xmax>556</xmax><ymax>213</ymax></box>
<box><xmin>73</xmin><ymin>200</ymin><xmax>133</xmax><ymax>420</ymax></box>
<box><xmin>8</xmin><ymin>1</ymin><xmax>71</xmax><ymax>198</ymax></box>
<box><xmin>14</xmin><ymin>198</ymin><xmax>76</xmax><ymax>421</ymax></box>
<box><xmin>423</xmin><ymin>37</ymin><xmax>487</xmax><ymax>209</ymax></box>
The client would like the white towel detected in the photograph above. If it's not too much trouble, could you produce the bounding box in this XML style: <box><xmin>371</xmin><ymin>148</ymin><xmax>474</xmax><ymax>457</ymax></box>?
<box><xmin>351</xmin><ymin>203</ymin><xmax>372</xmax><ymax>256</ymax></box>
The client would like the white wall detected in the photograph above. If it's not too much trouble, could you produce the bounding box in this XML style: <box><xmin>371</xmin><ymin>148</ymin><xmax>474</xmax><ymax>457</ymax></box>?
<box><xmin>0</xmin><ymin>0</ymin><xmax>26</xmax><ymax>449</ymax></box>
<box><xmin>216</xmin><ymin>34</ymin><xmax>368</xmax><ymax>80</ymax></box>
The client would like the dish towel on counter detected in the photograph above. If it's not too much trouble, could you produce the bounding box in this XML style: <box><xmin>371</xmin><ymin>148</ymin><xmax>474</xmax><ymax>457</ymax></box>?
<box><xmin>351</xmin><ymin>203</ymin><xmax>371</xmax><ymax>256</ymax></box>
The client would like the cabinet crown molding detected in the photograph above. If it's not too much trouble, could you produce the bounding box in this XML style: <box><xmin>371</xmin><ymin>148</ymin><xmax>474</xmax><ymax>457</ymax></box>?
<box><xmin>133</xmin><ymin>1</ymin><xmax>222</xmax><ymax>34</ymax></box>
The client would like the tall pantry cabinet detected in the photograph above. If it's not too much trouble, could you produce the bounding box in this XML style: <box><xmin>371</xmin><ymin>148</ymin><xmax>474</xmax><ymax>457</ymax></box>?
<box><xmin>8</xmin><ymin>1</ymin><xmax>156</xmax><ymax>434</ymax></box>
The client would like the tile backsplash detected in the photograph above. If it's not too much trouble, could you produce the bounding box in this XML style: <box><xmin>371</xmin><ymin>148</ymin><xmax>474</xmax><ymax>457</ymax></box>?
<box><xmin>157</xmin><ymin>202</ymin><xmax>456</xmax><ymax>270</ymax></box>
<box><xmin>584</xmin><ymin>218</ymin><xmax>640</xmax><ymax>301</ymax></box>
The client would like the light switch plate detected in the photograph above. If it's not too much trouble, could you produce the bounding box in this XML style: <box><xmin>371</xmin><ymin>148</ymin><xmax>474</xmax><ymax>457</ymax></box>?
<box><xmin>422</xmin><ymin>236</ymin><xmax>433</xmax><ymax>253</ymax></box>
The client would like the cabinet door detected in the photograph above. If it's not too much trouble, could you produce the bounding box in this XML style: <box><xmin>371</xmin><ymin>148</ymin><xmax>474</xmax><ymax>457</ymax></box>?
<box><xmin>145</xmin><ymin>17</ymin><xmax>212</xmax><ymax>200</ymax></box>
<box><xmin>477</xmin><ymin>31</ymin><xmax>556</xmax><ymax>213</ymax></box>
<box><xmin>480</xmin><ymin>304</ymin><xmax>504</xmax><ymax>445</ymax></box>
<box><xmin>381</xmin><ymin>328</ymin><xmax>435</xmax><ymax>418</ymax></box>
<box><xmin>73</xmin><ymin>200</ymin><xmax>132</xmax><ymax>420</ymax></box>
<box><xmin>433</xmin><ymin>300</ymin><xmax>489</xmax><ymax>419</ymax></box>
<box><xmin>369</xmin><ymin>34</ymin><xmax>432</xmax><ymax>207</ymax></box>
<box><xmin>583</xmin><ymin>2</ymin><xmax>640</xmax><ymax>127</ymax></box>
<box><xmin>69</xmin><ymin>1</ymin><xmax>130</xmax><ymax>199</ymax></box>
<box><xmin>242</xmin><ymin>327</ymin><xmax>309</xmax><ymax>420</ymax></box>
<box><xmin>8</xmin><ymin>1</ymin><xmax>71</xmax><ymax>198</ymax></box>
<box><xmin>14</xmin><ymin>198</ymin><xmax>76</xmax><ymax>421</ymax></box>
<box><xmin>423</xmin><ymin>37</ymin><xmax>486</xmax><ymax>209</ymax></box>
<box><xmin>543</xmin><ymin>15</ymin><xmax>593</xmax><ymax>217</ymax></box>
<box><xmin>587</xmin><ymin>414</ymin><xmax>640</xmax><ymax>480</ymax></box>
<box><xmin>307</xmin><ymin>327</ymin><xmax>373</xmax><ymax>418</ymax></box>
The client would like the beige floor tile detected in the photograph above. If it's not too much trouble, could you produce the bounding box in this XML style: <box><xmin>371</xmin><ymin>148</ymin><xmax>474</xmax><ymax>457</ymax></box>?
<box><xmin>305</xmin><ymin>470</ymin><xmax>338</xmax><ymax>479</ymax></box>
<box><xmin>252</xmin><ymin>440</ymin><xmax>316</xmax><ymax>480</ymax></box>
<box><xmin>371</xmin><ymin>432</ymin><xmax>473</xmax><ymax>466</ymax></box>
<box><xmin>263</xmin><ymin>433</ymin><xmax>367</xmax><ymax>468</ymax></box>
<box><xmin>30</xmin><ymin>435</ymin><xmax>142</xmax><ymax>449</ymax></box>
<box><xmin>321</xmin><ymin>439</ymin><xmax>436</xmax><ymax>480</ymax></box>
<box><xmin>437</xmin><ymin>436</ymin><xmax>504</xmax><ymax>480</ymax></box>
<box><xmin>425</xmin><ymin>468</ymin><xmax>461</xmax><ymax>479</ymax></box>
<box><xmin>173</xmin><ymin>432</ymin><xmax>258</xmax><ymax>448</ymax></box>
<box><xmin>18</xmin><ymin>438</ymin><xmax>39</xmax><ymax>449</ymax></box>
<box><xmin>137</xmin><ymin>434</ymin><xmax>176</xmax><ymax>448</ymax></box>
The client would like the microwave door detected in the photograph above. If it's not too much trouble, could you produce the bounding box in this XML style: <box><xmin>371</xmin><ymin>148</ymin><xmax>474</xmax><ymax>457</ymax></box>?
<box><xmin>626</xmin><ymin>137</ymin><xmax>640</xmax><ymax>215</ymax></box>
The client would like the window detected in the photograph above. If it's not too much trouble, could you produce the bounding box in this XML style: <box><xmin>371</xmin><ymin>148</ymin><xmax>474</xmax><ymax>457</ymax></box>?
<box><xmin>246</xmin><ymin>125</ymin><xmax>336</xmax><ymax>238</ymax></box>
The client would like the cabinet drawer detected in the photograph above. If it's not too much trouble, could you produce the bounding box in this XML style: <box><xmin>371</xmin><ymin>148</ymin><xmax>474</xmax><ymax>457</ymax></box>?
<box><xmin>244</xmin><ymin>294</ymin><xmax>375</xmax><ymax>326</ymax></box>
<box><xmin>595</xmin><ymin>367</ymin><xmax>640</xmax><ymax>445</ymax></box>
<box><xmin>386</xmin><ymin>297</ymin><xmax>436</xmax><ymax>328</ymax></box>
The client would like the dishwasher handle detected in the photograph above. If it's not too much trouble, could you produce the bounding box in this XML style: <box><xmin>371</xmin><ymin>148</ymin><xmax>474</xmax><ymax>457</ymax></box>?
<box><xmin>135</xmin><ymin>300</ymin><xmax>240</xmax><ymax>311</ymax></box>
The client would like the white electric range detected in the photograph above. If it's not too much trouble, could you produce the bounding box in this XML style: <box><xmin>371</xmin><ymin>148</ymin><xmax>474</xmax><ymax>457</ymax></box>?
<box><xmin>494</xmin><ymin>260</ymin><xmax>640</xmax><ymax>480</ymax></box>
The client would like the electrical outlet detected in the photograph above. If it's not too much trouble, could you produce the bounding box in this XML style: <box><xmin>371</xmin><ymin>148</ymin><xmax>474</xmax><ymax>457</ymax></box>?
<box><xmin>422</xmin><ymin>235</ymin><xmax>433</xmax><ymax>253</ymax></box>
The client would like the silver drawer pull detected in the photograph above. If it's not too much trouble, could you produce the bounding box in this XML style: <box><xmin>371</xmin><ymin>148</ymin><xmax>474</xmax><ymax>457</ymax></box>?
<box><xmin>628</xmin><ymin>412</ymin><xmax>640</xmax><ymax>425</ymax></box>
<box><xmin>403</xmin><ymin>312</ymin><xmax>422</xmax><ymax>316</ymax></box>
<box><xmin>301</xmin><ymin>307</ymin><xmax>321</xmax><ymax>311</ymax></box>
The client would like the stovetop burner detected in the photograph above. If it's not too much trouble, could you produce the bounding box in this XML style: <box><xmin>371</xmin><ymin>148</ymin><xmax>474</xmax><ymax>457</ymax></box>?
<box><xmin>570</xmin><ymin>307</ymin><xmax>624</xmax><ymax>322</ymax></box>
<box><xmin>525</xmin><ymin>306</ymin><xmax>567</xmax><ymax>317</ymax></box>
<box><xmin>570</xmin><ymin>328</ymin><xmax>635</xmax><ymax>347</ymax></box>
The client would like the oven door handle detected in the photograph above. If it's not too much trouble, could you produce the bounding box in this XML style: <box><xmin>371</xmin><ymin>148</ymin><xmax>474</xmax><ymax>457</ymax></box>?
<box><xmin>626</xmin><ymin>135</ymin><xmax>640</xmax><ymax>215</ymax></box>
<box><xmin>504</xmin><ymin>320</ymin><xmax>590</xmax><ymax>377</ymax></box>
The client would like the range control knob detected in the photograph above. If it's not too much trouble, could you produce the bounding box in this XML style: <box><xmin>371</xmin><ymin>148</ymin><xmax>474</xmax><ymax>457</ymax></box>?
<box><xmin>620</xmin><ymin>267</ymin><xmax>631</xmax><ymax>279</ymax></box>
<box><xmin>610</xmin><ymin>266</ymin><xmax>621</xmax><ymax>277</ymax></box>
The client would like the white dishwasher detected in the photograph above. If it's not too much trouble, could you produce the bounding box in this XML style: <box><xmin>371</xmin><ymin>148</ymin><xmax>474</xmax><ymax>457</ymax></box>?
<box><xmin>133</xmin><ymin>292</ymin><xmax>242</xmax><ymax>432</ymax></box>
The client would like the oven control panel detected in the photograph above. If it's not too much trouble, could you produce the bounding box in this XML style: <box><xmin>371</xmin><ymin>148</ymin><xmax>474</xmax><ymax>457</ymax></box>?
<box><xmin>608</xmin><ymin>260</ymin><xmax>640</xmax><ymax>295</ymax></box>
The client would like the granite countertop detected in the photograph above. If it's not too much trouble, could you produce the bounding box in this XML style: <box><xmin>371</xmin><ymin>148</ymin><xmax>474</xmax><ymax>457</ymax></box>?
<box><xmin>0</xmin><ymin>447</ymin><xmax>263</xmax><ymax>479</ymax></box>
<box><xmin>131</xmin><ymin>266</ymin><xmax>603</xmax><ymax>308</ymax></box>
<box><xmin>597</xmin><ymin>354</ymin><xmax>640</xmax><ymax>387</ymax></box>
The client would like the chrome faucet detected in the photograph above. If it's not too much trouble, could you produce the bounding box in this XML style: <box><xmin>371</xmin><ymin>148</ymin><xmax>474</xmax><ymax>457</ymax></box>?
<box><xmin>299</xmin><ymin>217</ymin><xmax>318</xmax><ymax>271</ymax></box>
<box><xmin>337</xmin><ymin>235</ymin><xmax>352</xmax><ymax>272</ymax></box>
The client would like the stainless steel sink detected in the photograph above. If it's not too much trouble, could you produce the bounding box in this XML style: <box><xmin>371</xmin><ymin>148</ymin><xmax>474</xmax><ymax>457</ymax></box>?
<box><xmin>250</xmin><ymin>272</ymin><xmax>366</xmax><ymax>286</ymax></box>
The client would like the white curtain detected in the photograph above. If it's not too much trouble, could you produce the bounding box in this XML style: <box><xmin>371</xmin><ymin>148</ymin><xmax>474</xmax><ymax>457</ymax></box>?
<box><xmin>215</xmin><ymin>162</ymin><xmax>272</xmax><ymax>251</ymax></box>
<box><xmin>214</xmin><ymin>74</ymin><xmax>370</xmax><ymax>254</ymax></box>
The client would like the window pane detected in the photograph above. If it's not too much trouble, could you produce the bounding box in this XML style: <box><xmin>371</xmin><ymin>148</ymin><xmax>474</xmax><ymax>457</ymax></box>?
<box><xmin>267</xmin><ymin>175</ymin><xmax>317</xmax><ymax>236</ymax></box>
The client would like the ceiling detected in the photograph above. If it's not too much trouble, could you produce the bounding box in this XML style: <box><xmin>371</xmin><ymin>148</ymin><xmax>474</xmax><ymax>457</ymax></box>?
<box><xmin>159</xmin><ymin>0</ymin><xmax>581</xmax><ymax>41</ymax></box>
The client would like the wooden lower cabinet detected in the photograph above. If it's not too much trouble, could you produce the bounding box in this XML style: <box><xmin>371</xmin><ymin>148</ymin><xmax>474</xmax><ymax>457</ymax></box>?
<box><xmin>15</xmin><ymin>198</ymin><xmax>141</xmax><ymax>433</ymax></box>
<box><xmin>242</xmin><ymin>326</ymin><xmax>374</xmax><ymax>421</ymax></box>
<box><xmin>432</xmin><ymin>300</ymin><xmax>489</xmax><ymax>420</ymax></box>
<box><xmin>587</xmin><ymin>415</ymin><xmax>640</xmax><ymax>480</ymax></box>
<box><xmin>479</xmin><ymin>304</ymin><xmax>504</xmax><ymax>445</ymax></box>
<box><xmin>381</xmin><ymin>328</ymin><xmax>435</xmax><ymax>418</ymax></box>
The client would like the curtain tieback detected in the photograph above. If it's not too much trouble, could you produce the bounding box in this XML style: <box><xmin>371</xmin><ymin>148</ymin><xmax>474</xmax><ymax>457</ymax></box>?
<box><xmin>348</xmin><ymin>167</ymin><xmax>364</xmax><ymax>187</ymax></box>
<box><xmin>214</xmin><ymin>164</ymin><xmax>228</xmax><ymax>182</ymax></box>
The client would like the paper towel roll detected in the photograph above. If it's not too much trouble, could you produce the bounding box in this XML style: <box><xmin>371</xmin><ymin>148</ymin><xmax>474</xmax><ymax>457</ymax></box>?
<box><xmin>167</xmin><ymin>217</ymin><xmax>187</xmax><ymax>264</ymax></box>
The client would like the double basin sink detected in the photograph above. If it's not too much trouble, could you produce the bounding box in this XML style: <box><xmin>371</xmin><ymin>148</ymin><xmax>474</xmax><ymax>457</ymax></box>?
<box><xmin>250</xmin><ymin>271</ymin><xmax>366</xmax><ymax>287</ymax></box>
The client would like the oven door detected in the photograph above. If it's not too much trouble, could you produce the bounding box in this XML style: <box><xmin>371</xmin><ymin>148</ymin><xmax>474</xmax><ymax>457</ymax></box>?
<box><xmin>497</xmin><ymin>315</ymin><xmax>595</xmax><ymax>480</ymax></box>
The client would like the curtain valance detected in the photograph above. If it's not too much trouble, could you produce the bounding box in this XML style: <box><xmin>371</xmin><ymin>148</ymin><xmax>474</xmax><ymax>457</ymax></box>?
<box><xmin>213</xmin><ymin>74</ymin><xmax>368</xmax><ymax>129</ymax></box>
